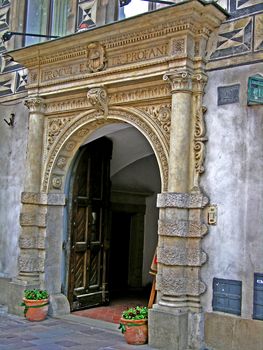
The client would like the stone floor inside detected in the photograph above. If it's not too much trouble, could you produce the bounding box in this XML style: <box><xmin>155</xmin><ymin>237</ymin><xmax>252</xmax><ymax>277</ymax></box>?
<box><xmin>72</xmin><ymin>293</ymin><xmax>149</xmax><ymax>324</ymax></box>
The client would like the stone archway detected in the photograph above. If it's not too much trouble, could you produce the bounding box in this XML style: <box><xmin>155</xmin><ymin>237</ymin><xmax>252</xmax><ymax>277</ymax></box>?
<box><xmin>43</xmin><ymin>107</ymin><xmax>169</xmax><ymax>194</ymax></box>
<box><xmin>9</xmin><ymin>2</ymin><xmax>227</xmax><ymax>347</ymax></box>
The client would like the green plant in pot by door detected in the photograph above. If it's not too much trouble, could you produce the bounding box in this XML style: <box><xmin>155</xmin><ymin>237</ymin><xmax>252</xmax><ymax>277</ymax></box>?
<box><xmin>20</xmin><ymin>289</ymin><xmax>49</xmax><ymax>321</ymax></box>
<box><xmin>119</xmin><ymin>306</ymin><xmax>148</xmax><ymax>345</ymax></box>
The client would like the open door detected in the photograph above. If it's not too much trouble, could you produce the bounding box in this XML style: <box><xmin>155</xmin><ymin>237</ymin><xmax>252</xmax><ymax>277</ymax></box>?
<box><xmin>68</xmin><ymin>137</ymin><xmax>112</xmax><ymax>311</ymax></box>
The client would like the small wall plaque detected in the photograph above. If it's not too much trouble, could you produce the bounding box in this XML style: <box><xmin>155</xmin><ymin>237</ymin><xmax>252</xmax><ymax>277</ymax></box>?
<box><xmin>218</xmin><ymin>84</ymin><xmax>240</xmax><ymax>105</ymax></box>
<box><xmin>248</xmin><ymin>75</ymin><xmax>263</xmax><ymax>105</ymax></box>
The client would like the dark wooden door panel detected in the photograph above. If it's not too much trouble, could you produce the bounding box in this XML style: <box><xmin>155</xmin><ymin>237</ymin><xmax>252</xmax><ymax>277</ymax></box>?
<box><xmin>68</xmin><ymin>137</ymin><xmax>112</xmax><ymax>311</ymax></box>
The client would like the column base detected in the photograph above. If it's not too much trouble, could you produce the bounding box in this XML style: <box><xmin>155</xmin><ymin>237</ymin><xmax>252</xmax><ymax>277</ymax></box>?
<box><xmin>149</xmin><ymin>305</ymin><xmax>204</xmax><ymax>350</ymax></box>
<box><xmin>149</xmin><ymin>306</ymin><xmax>188</xmax><ymax>350</ymax></box>
<box><xmin>7</xmin><ymin>280</ymin><xmax>40</xmax><ymax>316</ymax></box>
<box><xmin>48</xmin><ymin>293</ymin><xmax>70</xmax><ymax>316</ymax></box>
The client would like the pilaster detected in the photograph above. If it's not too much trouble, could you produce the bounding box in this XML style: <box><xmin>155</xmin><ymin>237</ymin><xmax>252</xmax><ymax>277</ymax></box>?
<box><xmin>150</xmin><ymin>69</ymin><xmax>209</xmax><ymax>349</ymax></box>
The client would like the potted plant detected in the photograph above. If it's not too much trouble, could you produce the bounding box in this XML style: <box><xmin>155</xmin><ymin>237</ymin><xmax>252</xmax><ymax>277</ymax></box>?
<box><xmin>20</xmin><ymin>289</ymin><xmax>49</xmax><ymax>321</ymax></box>
<box><xmin>119</xmin><ymin>306</ymin><xmax>148</xmax><ymax>345</ymax></box>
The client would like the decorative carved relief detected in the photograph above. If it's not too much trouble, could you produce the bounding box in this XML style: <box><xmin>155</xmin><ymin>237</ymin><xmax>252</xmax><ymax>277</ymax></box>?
<box><xmin>42</xmin><ymin>109</ymin><xmax>168</xmax><ymax>192</ymax></box>
<box><xmin>158</xmin><ymin>219</ymin><xmax>208</xmax><ymax>238</ymax></box>
<box><xmin>56</xmin><ymin>156</ymin><xmax>67</xmax><ymax>169</ymax></box>
<box><xmin>46</xmin><ymin>97</ymin><xmax>88</xmax><ymax>114</ymax></box>
<box><xmin>193</xmin><ymin>105</ymin><xmax>208</xmax><ymax>178</ymax></box>
<box><xmin>139</xmin><ymin>104</ymin><xmax>171</xmax><ymax>143</ymax></box>
<box><xmin>158</xmin><ymin>246</ymin><xmax>207</xmax><ymax>266</ymax></box>
<box><xmin>52</xmin><ymin>176</ymin><xmax>62</xmax><ymax>189</ymax></box>
<box><xmin>87</xmin><ymin>87</ymin><xmax>108</xmax><ymax>116</ymax></box>
<box><xmin>87</xmin><ymin>42</ymin><xmax>107</xmax><ymax>72</ymax></box>
<box><xmin>157</xmin><ymin>192</ymin><xmax>209</xmax><ymax>209</ymax></box>
<box><xmin>170</xmin><ymin>38</ymin><xmax>185</xmax><ymax>56</ymax></box>
<box><xmin>47</xmin><ymin>117</ymin><xmax>73</xmax><ymax>150</ymax></box>
<box><xmin>163</xmin><ymin>70</ymin><xmax>193</xmax><ymax>92</ymax></box>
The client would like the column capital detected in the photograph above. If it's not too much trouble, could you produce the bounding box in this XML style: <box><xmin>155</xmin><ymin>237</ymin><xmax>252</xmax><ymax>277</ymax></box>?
<box><xmin>24</xmin><ymin>96</ymin><xmax>46</xmax><ymax>113</ymax></box>
<box><xmin>192</xmin><ymin>72</ymin><xmax>208</xmax><ymax>94</ymax></box>
<box><xmin>163</xmin><ymin>70</ymin><xmax>193</xmax><ymax>93</ymax></box>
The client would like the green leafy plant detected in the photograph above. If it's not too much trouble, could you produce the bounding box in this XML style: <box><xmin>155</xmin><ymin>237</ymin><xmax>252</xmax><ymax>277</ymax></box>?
<box><xmin>119</xmin><ymin>306</ymin><xmax>148</xmax><ymax>333</ymax></box>
<box><xmin>23</xmin><ymin>289</ymin><xmax>49</xmax><ymax>300</ymax></box>
<box><xmin>121</xmin><ymin>306</ymin><xmax>148</xmax><ymax>320</ymax></box>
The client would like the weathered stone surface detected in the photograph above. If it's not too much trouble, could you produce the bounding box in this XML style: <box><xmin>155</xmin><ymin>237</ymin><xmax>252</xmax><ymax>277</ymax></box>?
<box><xmin>157</xmin><ymin>192</ymin><xmax>209</xmax><ymax>208</ymax></box>
<box><xmin>18</xmin><ymin>255</ymin><xmax>44</xmax><ymax>272</ymax></box>
<box><xmin>158</xmin><ymin>246</ymin><xmax>207</xmax><ymax>266</ymax></box>
<box><xmin>21</xmin><ymin>192</ymin><xmax>48</xmax><ymax>205</ymax></box>
<box><xmin>158</xmin><ymin>219</ymin><xmax>208</xmax><ymax>237</ymax></box>
<box><xmin>157</xmin><ymin>270</ymin><xmax>206</xmax><ymax>296</ymax></box>
<box><xmin>20</xmin><ymin>212</ymin><xmax>46</xmax><ymax>227</ymax></box>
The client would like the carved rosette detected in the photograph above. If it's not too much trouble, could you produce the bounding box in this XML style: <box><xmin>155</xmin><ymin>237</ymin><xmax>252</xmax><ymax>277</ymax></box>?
<box><xmin>87</xmin><ymin>87</ymin><xmax>108</xmax><ymax>117</ymax></box>
<box><xmin>163</xmin><ymin>70</ymin><xmax>193</xmax><ymax>92</ymax></box>
<box><xmin>24</xmin><ymin>97</ymin><xmax>46</xmax><ymax>113</ymax></box>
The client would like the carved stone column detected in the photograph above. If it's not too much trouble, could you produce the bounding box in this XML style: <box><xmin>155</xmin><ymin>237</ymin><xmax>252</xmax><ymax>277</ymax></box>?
<box><xmin>23</xmin><ymin>97</ymin><xmax>46</xmax><ymax>192</ymax></box>
<box><xmin>8</xmin><ymin>98</ymin><xmax>47</xmax><ymax>315</ymax></box>
<box><xmin>149</xmin><ymin>70</ymin><xmax>209</xmax><ymax>349</ymax></box>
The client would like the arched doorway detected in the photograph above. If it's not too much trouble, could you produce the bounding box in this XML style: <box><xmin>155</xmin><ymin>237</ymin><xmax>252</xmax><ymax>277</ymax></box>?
<box><xmin>65</xmin><ymin>123</ymin><xmax>161</xmax><ymax>312</ymax></box>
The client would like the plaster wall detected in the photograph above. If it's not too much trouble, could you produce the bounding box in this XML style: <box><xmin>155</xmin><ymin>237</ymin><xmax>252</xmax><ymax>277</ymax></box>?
<box><xmin>0</xmin><ymin>102</ymin><xmax>28</xmax><ymax>278</ymax></box>
<box><xmin>201</xmin><ymin>62</ymin><xmax>263</xmax><ymax>319</ymax></box>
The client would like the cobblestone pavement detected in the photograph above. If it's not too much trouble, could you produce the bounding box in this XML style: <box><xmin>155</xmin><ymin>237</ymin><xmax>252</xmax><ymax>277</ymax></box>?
<box><xmin>0</xmin><ymin>313</ymin><xmax>157</xmax><ymax>350</ymax></box>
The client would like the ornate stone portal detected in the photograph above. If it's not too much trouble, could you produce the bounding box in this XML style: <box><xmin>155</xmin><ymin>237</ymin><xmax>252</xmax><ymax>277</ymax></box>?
<box><xmin>10</xmin><ymin>1</ymin><xmax>226</xmax><ymax>349</ymax></box>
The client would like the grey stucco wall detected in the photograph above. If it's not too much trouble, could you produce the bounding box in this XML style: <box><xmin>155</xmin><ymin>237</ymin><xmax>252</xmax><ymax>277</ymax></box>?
<box><xmin>0</xmin><ymin>101</ymin><xmax>28</xmax><ymax>277</ymax></box>
<box><xmin>201</xmin><ymin>62</ymin><xmax>263</xmax><ymax>319</ymax></box>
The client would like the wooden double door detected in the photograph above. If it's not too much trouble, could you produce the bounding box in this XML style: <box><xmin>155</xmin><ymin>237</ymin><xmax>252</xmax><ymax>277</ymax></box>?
<box><xmin>68</xmin><ymin>137</ymin><xmax>112</xmax><ymax>311</ymax></box>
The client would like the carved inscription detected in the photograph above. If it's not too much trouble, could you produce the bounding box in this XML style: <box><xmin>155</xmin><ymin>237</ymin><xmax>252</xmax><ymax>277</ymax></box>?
<box><xmin>42</xmin><ymin>63</ymin><xmax>89</xmax><ymax>82</ymax></box>
<box><xmin>108</xmin><ymin>44</ymin><xmax>168</xmax><ymax>67</ymax></box>
<box><xmin>110</xmin><ymin>85</ymin><xmax>170</xmax><ymax>104</ymax></box>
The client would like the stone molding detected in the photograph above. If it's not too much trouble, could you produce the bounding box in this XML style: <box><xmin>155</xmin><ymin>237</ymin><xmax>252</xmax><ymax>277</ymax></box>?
<box><xmin>24</xmin><ymin>97</ymin><xmax>46</xmax><ymax>113</ymax></box>
<box><xmin>158</xmin><ymin>246</ymin><xmax>207</xmax><ymax>266</ymax></box>
<box><xmin>157</xmin><ymin>192</ymin><xmax>209</xmax><ymax>209</ymax></box>
<box><xmin>158</xmin><ymin>219</ymin><xmax>208</xmax><ymax>238</ymax></box>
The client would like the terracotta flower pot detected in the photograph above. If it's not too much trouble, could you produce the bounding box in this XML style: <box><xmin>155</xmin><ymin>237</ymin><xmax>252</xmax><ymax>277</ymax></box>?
<box><xmin>119</xmin><ymin>317</ymin><xmax>148</xmax><ymax>345</ymax></box>
<box><xmin>23</xmin><ymin>298</ymin><xmax>49</xmax><ymax>322</ymax></box>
